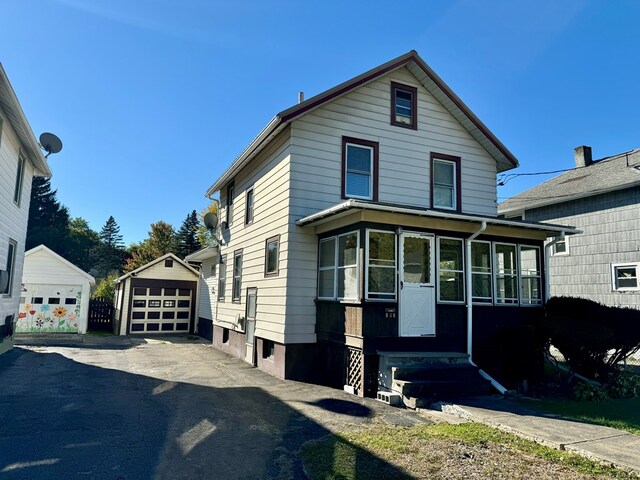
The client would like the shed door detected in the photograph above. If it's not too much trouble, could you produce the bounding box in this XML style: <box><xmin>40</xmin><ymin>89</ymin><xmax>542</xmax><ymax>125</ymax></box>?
<box><xmin>130</xmin><ymin>287</ymin><xmax>192</xmax><ymax>333</ymax></box>
<box><xmin>18</xmin><ymin>284</ymin><xmax>82</xmax><ymax>333</ymax></box>
<box><xmin>399</xmin><ymin>232</ymin><xmax>435</xmax><ymax>336</ymax></box>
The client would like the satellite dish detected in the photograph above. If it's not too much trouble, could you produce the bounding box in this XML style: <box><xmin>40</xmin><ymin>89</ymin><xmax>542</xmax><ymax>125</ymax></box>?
<box><xmin>39</xmin><ymin>132</ymin><xmax>63</xmax><ymax>157</ymax></box>
<box><xmin>203</xmin><ymin>212</ymin><xmax>218</xmax><ymax>231</ymax></box>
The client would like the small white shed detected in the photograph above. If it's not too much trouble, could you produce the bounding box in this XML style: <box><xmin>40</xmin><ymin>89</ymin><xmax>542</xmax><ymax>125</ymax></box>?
<box><xmin>17</xmin><ymin>245</ymin><xmax>95</xmax><ymax>334</ymax></box>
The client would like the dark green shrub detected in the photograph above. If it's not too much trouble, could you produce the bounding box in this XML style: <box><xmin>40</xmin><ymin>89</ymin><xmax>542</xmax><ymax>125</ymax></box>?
<box><xmin>607</xmin><ymin>370</ymin><xmax>640</xmax><ymax>399</ymax></box>
<box><xmin>573</xmin><ymin>381</ymin><xmax>609</xmax><ymax>402</ymax></box>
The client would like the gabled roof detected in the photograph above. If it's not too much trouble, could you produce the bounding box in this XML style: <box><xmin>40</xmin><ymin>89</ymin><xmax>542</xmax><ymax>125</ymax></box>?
<box><xmin>499</xmin><ymin>148</ymin><xmax>640</xmax><ymax>215</ymax></box>
<box><xmin>206</xmin><ymin>50</ymin><xmax>518</xmax><ymax>196</ymax></box>
<box><xmin>0</xmin><ymin>64</ymin><xmax>51</xmax><ymax>177</ymax></box>
<box><xmin>116</xmin><ymin>253</ymin><xmax>199</xmax><ymax>282</ymax></box>
<box><xmin>25</xmin><ymin>245</ymin><xmax>96</xmax><ymax>285</ymax></box>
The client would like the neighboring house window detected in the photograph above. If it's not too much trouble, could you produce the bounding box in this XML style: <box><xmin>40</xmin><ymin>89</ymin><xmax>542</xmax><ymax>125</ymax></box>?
<box><xmin>318</xmin><ymin>231</ymin><xmax>359</xmax><ymax>300</ymax></box>
<box><xmin>390</xmin><ymin>82</ymin><xmax>417</xmax><ymax>129</ymax></box>
<box><xmin>232</xmin><ymin>249</ymin><xmax>242</xmax><ymax>302</ymax></box>
<box><xmin>611</xmin><ymin>263</ymin><xmax>640</xmax><ymax>291</ymax></box>
<box><xmin>210</xmin><ymin>262</ymin><xmax>216</xmax><ymax>278</ymax></box>
<box><xmin>551</xmin><ymin>237</ymin><xmax>569</xmax><ymax>256</ymax></box>
<box><xmin>2</xmin><ymin>239</ymin><xmax>17</xmax><ymax>296</ymax></box>
<box><xmin>471</xmin><ymin>241</ymin><xmax>492</xmax><ymax>303</ymax></box>
<box><xmin>14</xmin><ymin>153</ymin><xmax>25</xmax><ymax>206</ymax></box>
<box><xmin>226</xmin><ymin>183</ymin><xmax>235</xmax><ymax>227</ymax></box>
<box><xmin>438</xmin><ymin>237</ymin><xmax>464</xmax><ymax>303</ymax></box>
<box><xmin>265</xmin><ymin>235</ymin><xmax>279</xmax><ymax>277</ymax></box>
<box><xmin>519</xmin><ymin>246</ymin><xmax>542</xmax><ymax>305</ymax></box>
<box><xmin>342</xmin><ymin>137</ymin><xmax>378</xmax><ymax>201</ymax></box>
<box><xmin>165</xmin><ymin>259</ymin><xmax>173</xmax><ymax>267</ymax></box>
<box><xmin>366</xmin><ymin>230</ymin><xmax>396</xmax><ymax>300</ymax></box>
<box><xmin>218</xmin><ymin>254</ymin><xmax>227</xmax><ymax>301</ymax></box>
<box><xmin>494</xmin><ymin>243</ymin><xmax>518</xmax><ymax>304</ymax></box>
<box><xmin>431</xmin><ymin>153</ymin><xmax>461</xmax><ymax>211</ymax></box>
<box><xmin>245</xmin><ymin>187</ymin><xmax>254</xmax><ymax>225</ymax></box>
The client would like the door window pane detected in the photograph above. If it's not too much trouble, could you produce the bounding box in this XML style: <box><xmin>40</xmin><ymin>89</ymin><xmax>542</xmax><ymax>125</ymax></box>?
<box><xmin>403</xmin><ymin>236</ymin><xmax>430</xmax><ymax>284</ymax></box>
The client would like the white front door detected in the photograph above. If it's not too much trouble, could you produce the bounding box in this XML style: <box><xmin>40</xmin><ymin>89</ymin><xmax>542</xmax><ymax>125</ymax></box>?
<box><xmin>244</xmin><ymin>288</ymin><xmax>257</xmax><ymax>365</ymax></box>
<box><xmin>400</xmin><ymin>232</ymin><xmax>436</xmax><ymax>336</ymax></box>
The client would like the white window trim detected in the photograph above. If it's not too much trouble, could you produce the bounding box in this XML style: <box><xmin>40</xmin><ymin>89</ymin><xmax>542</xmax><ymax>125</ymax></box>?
<box><xmin>493</xmin><ymin>242</ymin><xmax>519</xmax><ymax>306</ymax></box>
<box><xmin>432</xmin><ymin>158</ymin><xmax>457</xmax><ymax>211</ymax></box>
<box><xmin>344</xmin><ymin>142</ymin><xmax>373</xmax><ymax>201</ymax></box>
<box><xmin>518</xmin><ymin>245</ymin><xmax>542</xmax><ymax>306</ymax></box>
<box><xmin>437</xmin><ymin>236</ymin><xmax>465</xmax><ymax>304</ymax></box>
<box><xmin>471</xmin><ymin>240</ymin><xmax>493</xmax><ymax>304</ymax></box>
<box><xmin>611</xmin><ymin>262</ymin><xmax>640</xmax><ymax>292</ymax></box>
<box><xmin>317</xmin><ymin>230</ymin><xmax>360</xmax><ymax>301</ymax></box>
<box><xmin>365</xmin><ymin>229</ymin><xmax>397</xmax><ymax>301</ymax></box>
<box><xmin>551</xmin><ymin>236</ymin><xmax>570</xmax><ymax>256</ymax></box>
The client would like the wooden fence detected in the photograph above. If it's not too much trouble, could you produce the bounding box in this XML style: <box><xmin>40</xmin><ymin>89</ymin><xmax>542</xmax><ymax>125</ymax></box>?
<box><xmin>88</xmin><ymin>297</ymin><xmax>115</xmax><ymax>332</ymax></box>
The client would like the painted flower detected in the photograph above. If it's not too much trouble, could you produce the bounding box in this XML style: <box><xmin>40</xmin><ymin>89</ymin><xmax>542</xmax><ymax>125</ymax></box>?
<box><xmin>52</xmin><ymin>307</ymin><xmax>67</xmax><ymax>318</ymax></box>
<box><xmin>68</xmin><ymin>312</ymin><xmax>77</xmax><ymax>321</ymax></box>
<box><xmin>37</xmin><ymin>313</ymin><xmax>44</xmax><ymax>320</ymax></box>
<box><xmin>29</xmin><ymin>310</ymin><xmax>36</xmax><ymax>315</ymax></box>
<box><xmin>24</xmin><ymin>304</ymin><xmax>31</xmax><ymax>311</ymax></box>
<box><xmin>73</xmin><ymin>323</ymin><xmax>78</xmax><ymax>328</ymax></box>
<box><xmin>41</xmin><ymin>305</ymin><xmax>50</xmax><ymax>311</ymax></box>
<box><xmin>36</xmin><ymin>319</ymin><xmax>44</xmax><ymax>328</ymax></box>
<box><xmin>18</xmin><ymin>312</ymin><xmax>27</xmax><ymax>319</ymax></box>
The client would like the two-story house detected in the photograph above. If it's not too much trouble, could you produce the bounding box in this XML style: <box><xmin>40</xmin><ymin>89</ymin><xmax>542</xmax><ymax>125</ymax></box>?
<box><xmin>499</xmin><ymin>146</ymin><xmax>640</xmax><ymax>309</ymax></box>
<box><xmin>0</xmin><ymin>63</ymin><xmax>52</xmax><ymax>355</ymax></box>
<box><xmin>197</xmin><ymin>51</ymin><xmax>576</xmax><ymax>398</ymax></box>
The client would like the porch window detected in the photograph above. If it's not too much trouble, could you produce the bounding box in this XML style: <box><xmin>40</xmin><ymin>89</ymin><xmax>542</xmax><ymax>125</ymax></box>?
<box><xmin>342</xmin><ymin>137</ymin><xmax>378</xmax><ymax>201</ymax></box>
<box><xmin>366</xmin><ymin>230</ymin><xmax>396</xmax><ymax>300</ymax></box>
<box><xmin>438</xmin><ymin>238</ymin><xmax>464</xmax><ymax>303</ymax></box>
<box><xmin>471</xmin><ymin>241</ymin><xmax>492</xmax><ymax>303</ymax></box>
<box><xmin>519</xmin><ymin>246</ymin><xmax>542</xmax><ymax>305</ymax></box>
<box><xmin>611</xmin><ymin>263</ymin><xmax>640</xmax><ymax>291</ymax></box>
<box><xmin>318</xmin><ymin>231</ymin><xmax>359</xmax><ymax>300</ymax></box>
<box><xmin>494</xmin><ymin>243</ymin><xmax>518</xmax><ymax>304</ymax></box>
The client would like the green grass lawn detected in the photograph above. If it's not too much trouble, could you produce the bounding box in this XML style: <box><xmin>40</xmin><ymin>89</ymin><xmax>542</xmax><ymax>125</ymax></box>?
<box><xmin>521</xmin><ymin>397</ymin><xmax>640</xmax><ymax>435</ymax></box>
<box><xmin>301</xmin><ymin>423</ymin><xmax>636</xmax><ymax>480</ymax></box>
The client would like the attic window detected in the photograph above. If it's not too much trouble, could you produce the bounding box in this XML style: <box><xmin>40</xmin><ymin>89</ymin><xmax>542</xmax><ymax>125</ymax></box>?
<box><xmin>390</xmin><ymin>82</ymin><xmax>417</xmax><ymax>129</ymax></box>
<box><xmin>165</xmin><ymin>259</ymin><xmax>173</xmax><ymax>268</ymax></box>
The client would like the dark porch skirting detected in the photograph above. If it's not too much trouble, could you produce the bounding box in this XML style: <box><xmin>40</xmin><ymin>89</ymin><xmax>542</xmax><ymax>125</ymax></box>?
<box><xmin>197</xmin><ymin>317</ymin><xmax>213</xmax><ymax>342</ymax></box>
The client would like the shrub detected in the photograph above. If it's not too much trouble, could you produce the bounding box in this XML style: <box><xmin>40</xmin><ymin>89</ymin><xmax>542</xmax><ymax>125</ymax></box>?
<box><xmin>607</xmin><ymin>370</ymin><xmax>640</xmax><ymax>399</ymax></box>
<box><xmin>544</xmin><ymin>296</ymin><xmax>640</xmax><ymax>381</ymax></box>
<box><xmin>92</xmin><ymin>273</ymin><xmax>118</xmax><ymax>301</ymax></box>
<box><xmin>573</xmin><ymin>381</ymin><xmax>609</xmax><ymax>402</ymax></box>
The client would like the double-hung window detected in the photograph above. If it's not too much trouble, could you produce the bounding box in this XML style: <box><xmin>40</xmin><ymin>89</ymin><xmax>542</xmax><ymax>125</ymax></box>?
<box><xmin>342</xmin><ymin>137</ymin><xmax>378</xmax><ymax>201</ymax></box>
<box><xmin>611</xmin><ymin>263</ymin><xmax>640</xmax><ymax>291</ymax></box>
<box><xmin>265</xmin><ymin>235</ymin><xmax>279</xmax><ymax>277</ymax></box>
<box><xmin>438</xmin><ymin>238</ymin><xmax>464</xmax><ymax>303</ymax></box>
<box><xmin>471</xmin><ymin>241</ymin><xmax>492</xmax><ymax>303</ymax></box>
<box><xmin>318</xmin><ymin>231</ymin><xmax>359</xmax><ymax>300</ymax></box>
<box><xmin>390</xmin><ymin>82</ymin><xmax>417</xmax><ymax>129</ymax></box>
<box><xmin>2</xmin><ymin>239</ymin><xmax>17</xmax><ymax>296</ymax></box>
<box><xmin>217</xmin><ymin>254</ymin><xmax>226</xmax><ymax>301</ymax></box>
<box><xmin>366</xmin><ymin>230</ymin><xmax>396</xmax><ymax>300</ymax></box>
<box><xmin>431</xmin><ymin>153</ymin><xmax>460</xmax><ymax>211</ymax></box>
<box><xmin>232</xmin><ymin>250</ymin><xmax>242</xmax><ymax>302</ymax></box>
<box><xmin>494</xmin><ymin>243</ymin><xmax>518</xmax><ymax>304</ymax></box>
<box><xmin>519</xmin><ymin>246</ymin><xmax>542</xmax><ymax>305</ymax></box>
<box><xmin>14</xmin><ymin>154</ymin><xmax>25</xmax><ymax>206</ymax></box>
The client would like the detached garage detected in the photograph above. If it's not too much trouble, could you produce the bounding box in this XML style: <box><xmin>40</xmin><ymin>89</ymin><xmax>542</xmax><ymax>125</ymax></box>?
<box><xmin>17</xmin><ymin>245</ymin><xmax>95</xmax><ymax>334</ymax></box>
<box><xmin>114</xmin><ymin>253</ymin><xmax>199</xmax><ymax>335</ymax></box>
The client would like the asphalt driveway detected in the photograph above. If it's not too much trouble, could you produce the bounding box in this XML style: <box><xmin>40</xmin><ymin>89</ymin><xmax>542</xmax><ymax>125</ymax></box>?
<box><xmin>0</xmin><ymin>336</ymin><xmax>426</xmax><ymax>479</ymax></box>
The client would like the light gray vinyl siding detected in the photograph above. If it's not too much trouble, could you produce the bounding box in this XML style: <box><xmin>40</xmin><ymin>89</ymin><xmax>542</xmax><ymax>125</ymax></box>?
<box><xmin>198</xmin><ymin>257</ymin><xmax>217</xmax><ymax>321</ymax></box>
<box><xmin>526</xmin><ymin>187</ymin><xmax>640</xmax><ymax>308</ymax></box>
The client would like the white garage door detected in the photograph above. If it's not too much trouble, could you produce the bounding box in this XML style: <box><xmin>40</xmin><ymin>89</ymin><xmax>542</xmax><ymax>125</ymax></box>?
<box><xmin>18</xmin><ymin>284</ymin><xmax>82</xmax><ymax>333</ymax></box>
<box><xmin>130</xmin><ymin>286</ymin><xmax>191</xmax><ymax>333</ymax></box>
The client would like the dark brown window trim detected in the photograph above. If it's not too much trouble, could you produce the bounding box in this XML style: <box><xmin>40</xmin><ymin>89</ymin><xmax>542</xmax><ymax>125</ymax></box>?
<box><xmin>225</xmin><ymin>182</ymin><xmax>235</xmax><ymax>228</ymax></box>
<box><xmin>245</xmin><ymin>187</ymin><xmax>254</xmax><ymax>225</ymax></box>
<box><xmin>232</xmin><ymin>249</ymin><xmax>243</xmax><ymax>303</ymax></box>
<box><xmin>264</xmin><ymin>235</ymin><xmax>280</xmax><ymax>277</ymax></box>
<box><xmin>430</xmin><ymin>152</ymin><xmax>462</xmax><ymax>213</ymax></box>
<box><xmin>390</xmin><ymin>82</ymin><xmax>417</xmax><ymax>130</ymax></box>
<box><xmin>341</xmin><ymin>136</ymin><xmax>379</xmax><ymax>202</ymax></box>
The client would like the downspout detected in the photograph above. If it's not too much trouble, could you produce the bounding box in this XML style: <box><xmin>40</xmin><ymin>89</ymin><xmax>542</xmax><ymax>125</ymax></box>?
<box><xmin>544</xmin><ymin>232</ymin><xmax>564</xmax><ymax>302</ymax></box>
<box><xmin>465</xmin><ymin>221</ymin><xmax>509</xmax><ymax>395</ymax></box>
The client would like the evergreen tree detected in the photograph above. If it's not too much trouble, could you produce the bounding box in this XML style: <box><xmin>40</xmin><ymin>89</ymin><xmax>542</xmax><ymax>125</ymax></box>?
<box><xmin>99</xmin><ymin>216</ymin><xmax>124</xmax><ymax>248</ymax></box>
<box><xmin>176</xmin><ymin>210</ymin><xmax>202</xmax><ymax>258</ymax></box>
<box><xmin>67</xmin><ymin>217</ymin><xmax>101</xmax><ymax>272</ymax></box>
<box><xmin>26</xmin><ymin>177</ymin><xmax>71</xmax><ymax>255</ymax></box>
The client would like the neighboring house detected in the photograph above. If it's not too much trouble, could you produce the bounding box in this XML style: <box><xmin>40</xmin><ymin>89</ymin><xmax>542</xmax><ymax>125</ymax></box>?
<box><xmin>499</xmin><ymin>146</ymin><xmax>640</xmax><ymax>309</ymax></box>
<box><xmin>17</xmin><ymin>245</ymin><xmax>95</xmax><ymax>334</ymax></box>
<box><xmin>114</xmin><ymin>253</ymin><xmax>199</xmax><ymax>335</ymax></box>
<box><xmin>200</xmin><ymin>50</ymin><xmax>576</xmax><ymax>397</ymax></box>
<box><xmin>184</xmin><ymin>244</ymin><xmax>218</xmax><ymax>341</ymax></box>
<box><xmin>0</xmin><ymin>64</ymin><xmax>52</xmax><ymax>355</ymax></box>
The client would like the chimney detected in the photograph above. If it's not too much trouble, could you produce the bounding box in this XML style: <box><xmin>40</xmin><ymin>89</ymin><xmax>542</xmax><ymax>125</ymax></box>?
<box><xmin>574</xmin><ymin>145</ymin><xmax>592</xmax><ymax>168</ymax></box>
<box><xmin>298</xmin><ymin>91</ymin><xmax>304</xmax><ymax>104</ymax></box>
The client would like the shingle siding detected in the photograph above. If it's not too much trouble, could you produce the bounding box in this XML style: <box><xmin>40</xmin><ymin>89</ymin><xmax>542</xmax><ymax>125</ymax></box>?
<box><xmin>525</xmin><ymin>186</ymin><xmax>640</xmax><ymax>308</ymax></box>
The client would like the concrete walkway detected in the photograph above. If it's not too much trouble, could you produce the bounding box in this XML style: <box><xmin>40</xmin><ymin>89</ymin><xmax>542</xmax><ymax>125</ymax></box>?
<box><xmin>431</xmin><ymin>395</ymin><xmax>640</xmax><ymax>474</ymax></box>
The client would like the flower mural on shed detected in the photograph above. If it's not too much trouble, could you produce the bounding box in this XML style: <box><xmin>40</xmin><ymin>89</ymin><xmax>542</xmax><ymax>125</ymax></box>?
<box><xmin>52</xmin><ymin>307</ymin><xmax>67</xmax><ymax>318</ymax></box>
<box><xmin>16</xmin><ymin>286</ymin><xmax>82</xmax><ymax>333</ymax></box>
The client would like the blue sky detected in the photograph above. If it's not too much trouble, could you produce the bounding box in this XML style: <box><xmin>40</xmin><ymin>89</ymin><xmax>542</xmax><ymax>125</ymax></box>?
<box><xmin>2</xmin><ymin>0</ymin><xmax>639</xmax><ymax>245</ymax></box>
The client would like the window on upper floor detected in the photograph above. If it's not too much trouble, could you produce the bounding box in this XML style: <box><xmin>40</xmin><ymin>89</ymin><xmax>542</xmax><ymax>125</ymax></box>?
<box><xmin>390</xmin><ymin>82</ymin><xmax>417</xmax><ymax>129</ymax></box>
<box><xmin>611</xmin><ymin>263</ymin><xmax>639</xmax><ymax>292</ymax></box>
<box><xmin>14</xmin><ymin>153</ymin><xmax>25</xmax><ymax>206</ymax></box>
<box><xmin>245</xmin><ymin>187</ymin><xmax>254</xmax><ymax>225</ymax></box>
<box><xmin>226</xmin><ymin>183</ymin><xmax>235</xmax><ymax>227</ymax></box>
<box><xmin>342</xmin><ymin>137</ymin><xmax>378</xmax><ymax>201</ymax></box>
<box><xmin>318</xmin><ymin>231</ymin><xmax>359</xmax><ymax>301</ymax></box>
<box><xmin>431</xmin><ymin>153</ymin><xmax>460</xmax><ymax>211</ymax></box>
<box><xmin>2</xmin><ymin>239</ymin><xmax>17</xmax><ymax>296</ymax></box>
